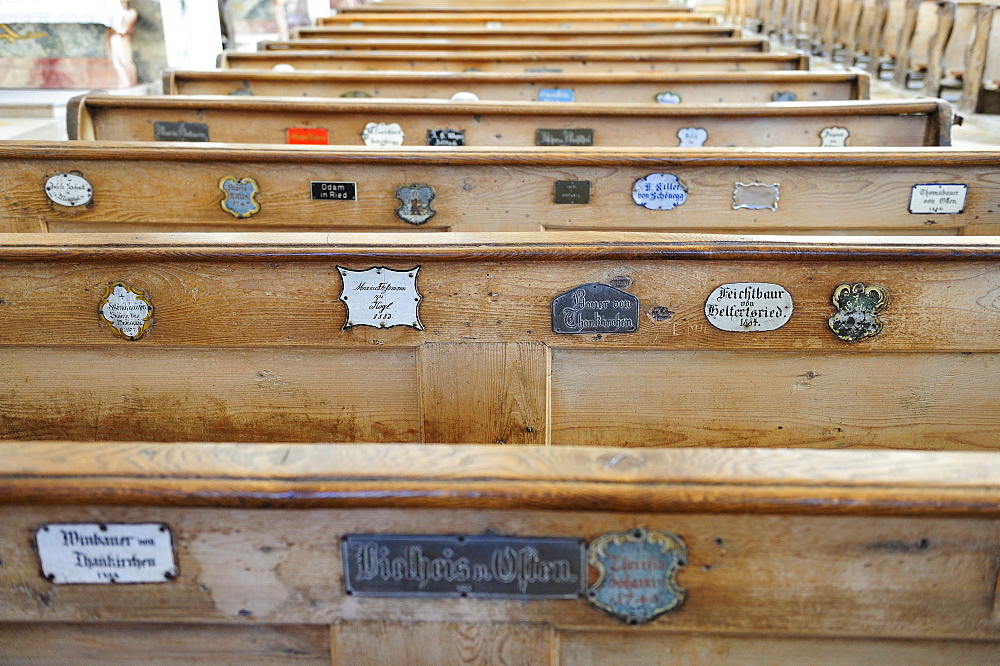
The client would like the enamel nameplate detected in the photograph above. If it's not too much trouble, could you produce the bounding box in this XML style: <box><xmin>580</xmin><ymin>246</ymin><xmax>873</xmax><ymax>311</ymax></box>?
<box><xmin>338</xmin><ymin>266</ymin><xmax>423</xmax><ymax>330</ymax></box>
<box><xmin>153</xmin><ymin>121</ymin><xmax>209</xmax><ymax>142</ymax></box>
<box><xmin>554</xmin><ymin>180</ymin><xmax>590</xmax><ymax>204</ymax></box>
<box><xmin>311</xmin><ymin>181</ymin><xmax>357</xmax><ymax>201</ymax></box>
<box><xmin>343</xmin><ymin>534</ymin><xmax>585</xmax><ymax>599</ymax></box>
<box><xmin>633</xmin><ymin>173</ymin><xmax>688</xmax><ymax>210</ymax></box>
<box><xmin>44</xmin><ymin>172</ymin><xmax>93</xmax><ymax>207</ymax></box>
<box><xmin>538</xmin><ymin>88</ymin><xmax>574</xmax><ymax>102</ymax></box>
<box><xmin>535</xmin><ymin>128</ymin><xmax>594</xmax><ymax>146</ymax></box>
<box><xmin>361</xmin><ymin>122</ymin><xmax>405</xmax><ymax>147</ymax></box>
<box><xmin>450</xmin><ymin>91</ymin><xmax>479</xmax><ymax>102</ymax></box>
<box><xmin>36</xmin><ymin>523</ymin><xmax>177</xmax><ymax>585</ymax></box>
<box><xmin>427</xmin><ymin>129</ymin><xmax>465</xmax><ymax>146</ymax></box>
<box><xmin>771</xmin><ymin>90</ymin><xmax>797</xmax><ymax>102</ymax></box>
<box><xmin>588</xmin><ymin>528</ymin><xmax>687</xmax><ymax>625</ymax></box>
<box><xmin>552</xmin><ymin>283</ymin><xmax>639</xmax><ymax>335</ymax></box>
<box><xmin>655</xmin><ymin>91</ymin><xmax>681</xmax><ymax>104</ymax></box>
<box><xmin>733</xmin><ymin>182</ymin><xmax>780</xmax><ymax>211</ymax></box>
<box><xmin>677</xmin><ymin>126</ymin><xmax>707</xmax><ymax>147</ymax></box>
<box><xmin>820</xmin><ymin>126</ymin><xmax>849</xmax><ymax>147</ymax></box>
<box><xmin>395</xmin><ymin>183</ymin><xmax>436</xmax><ymax>224</ymax></box>
<box><xmin>219</xmin><ymin>176</ymin><xmax>261</xmax><ymax>218</ymax></box>
<box><xmin>287</xmin><ymin>127</ymin><xmax>329</xmax><ymax>145</ymax></box>
<box><xmin>908</xmin><ymin>184</ymin><xmax>968</xmax><ymax>214</ymax></box>
<box><xmin>705</xmin><ymin>283</ymin><xmax>793</xmax><ymax>332</ymax></box>
<box><xmin>829</xmin><ymin>282</ymin><xmax>888</xmax><ymax>343</ymax></box>
<box><xmin>99</xmin><ymin>283</ymin><xmax>153</xmax><ymax>340</ymax></box>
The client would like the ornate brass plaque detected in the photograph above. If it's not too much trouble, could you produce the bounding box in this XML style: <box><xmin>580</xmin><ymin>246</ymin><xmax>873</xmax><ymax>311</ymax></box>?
<box><xmin>828</xmin><ymin>282</ymin><xmax>889</xmax><ymax>343</ymax></box>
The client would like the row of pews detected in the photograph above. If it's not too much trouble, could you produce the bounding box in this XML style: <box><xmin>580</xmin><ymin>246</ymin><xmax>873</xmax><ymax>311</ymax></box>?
<box><xmin>2</xmin><ymin>1</ymin><xmax>1000</xmax><ymax>663</ymax></box>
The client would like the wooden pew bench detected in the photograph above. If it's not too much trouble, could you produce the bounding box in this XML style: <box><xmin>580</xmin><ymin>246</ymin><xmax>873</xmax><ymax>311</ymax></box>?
<box><xmin>318</xmin><ymin>9</ymin><xmax>719</xmax><ymax>28</ymax></box>
<box><xmin>161</xmin><ymin>70</ymin><xmax>870</xmax><ymax>105</ymax></box>
<box><xmin>217</xmin><ymin>49</ymin><xmax>810</xmax><ymax>73</ymax></box>
<box><xmin>6</xmin><ymin>144</ymin><xmax>993</xmax><ymax>234</ymax></box>
<box><xmin>65</xmin><ymin>97</ymin><xmax>952</xmax><ymax>148</ymax></box>
<box><xmin>292</xmin><ymin>25</ymin><xmax>740</xmax><ymax>41</ymax></box>
<box><xmin>257</xmin><ymin>36</ymin><xmax>772</xmax><ymax>53</ymax></box>
<box><xmin>1</xmin><ymin>442</ymin><xmax>999</xmax><ymax>662</ymax></box>
<box><xmin>1</xmin><ymin>234</ymin><xmax>999</xmax><ymax>447</ymax></box>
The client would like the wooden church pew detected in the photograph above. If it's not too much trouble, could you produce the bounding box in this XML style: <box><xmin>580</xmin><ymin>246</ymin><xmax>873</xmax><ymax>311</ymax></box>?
<box><xmin>65</xmin><ymin>97</ymin><xmax>952</xmax><ymax>148</ymax></box>
<box><xmin>160</xmin><ymin>69</ymin><xmax>870</xmax><ymax>104</ymax></box>
<box><xmin>217</xmin><ymin>49</ymin><xmax>810</xmax><ymax>73</ymax></box>
<box><xmin>258</xmin><ymin>36</ymin><xmax>772</xmax><ymax>52</ymax></box>
<box><xmin>291</xmin><ymin>25</ymin><xmax>740</xmax><ymax>41</ymax></box>
<box><xmin>7</xmin><ymin>143</ymin><xmax>992</xmax><ymax>234</ymax></box>
<box><xmin>0</xmin><ymin>233</ymin><xmax>1000</xmax><ymax>447</ymax></box>
<box><xmin>317</xmin><ymin>10</ymin><xmax>719</xmax><ymax>27</ymax></box>
<box><xmin>1</xmin><ymin>441</ymin><xmax>999</xmax><ymax>662</ymax></box>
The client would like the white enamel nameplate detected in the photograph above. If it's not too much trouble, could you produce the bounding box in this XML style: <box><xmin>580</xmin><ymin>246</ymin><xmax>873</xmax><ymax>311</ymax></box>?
<box><xmin>908</xmin><ymin>184</ymin><xmax>968</xmax><ymax>214</ymax></box>
<box><xmin>36</xmin><ymin>523</ymin><xmax>177</xmax><ymax>584</ymax></box>
<box><xmin>705</xmin><ymin>283</ymin><xmax>793</xmax><ymax>332</ymax></box>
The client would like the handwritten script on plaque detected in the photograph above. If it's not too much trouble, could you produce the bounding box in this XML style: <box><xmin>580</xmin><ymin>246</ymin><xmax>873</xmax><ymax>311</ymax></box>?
<box><xmin>338</xmin><ymin>266</ymin><xmax>423</xmax><ymax>330</ymax></box>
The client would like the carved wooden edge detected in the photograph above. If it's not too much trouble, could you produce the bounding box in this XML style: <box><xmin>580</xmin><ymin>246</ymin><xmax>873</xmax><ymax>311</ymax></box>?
<box><xmin>162</xmin><ymin>69</ymin><xmax>872</xmax><ymax>85</ymax></box>
<box><xmin>65</xmin><ymin>93</ymin><xmax>96</xmax><ymax>142</ymax></box>
<box><xmin>1</xmin><ymin>232</ymin><xmax>1000</xmax><ymax>262</ymax></box>
<box><xmin>1</xmin><ymin>141</ymin><xmax>992</xmax><ymax>167</ymax></box>
<box><xmin>222</xmin><ymin>51</ymin><xmax>810</xmax><ymax>65</ymax></box>
<box><xmin>260</xmin><ymin>38</ymin><xmax>772</xmax><ymax>51</ymax></box>
<box><xmin>2</xmin><ymin>442</ymin><xmax>999</xmax><ymax>515</ymax></box>
<box><xmin>65</xmin><ymin>95</ymin><xmax>940</xmax><ymax>118</ymax></box>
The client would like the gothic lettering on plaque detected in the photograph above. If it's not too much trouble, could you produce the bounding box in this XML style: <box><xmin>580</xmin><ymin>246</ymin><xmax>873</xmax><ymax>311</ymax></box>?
<box><xmin>632</xmin><ymin>173</ymin><xmax>689</xmax><ymax>210</ymax></box>
<box><xmin>705</xmin><ymin>282</ymin><xmax>793</xmax><ymax>332</ymax></box>
<box><xmin>552</xmin><ymin>283</ymin><xmax>639</xmax><ymax>334</ymax></box>
<box><xmin>36</xmin><ymin>523</ymin><xmax>177</xmax><ymax>585</ymax></box>
<box><xmin>908</xmin><ymin>184</ymin><xmax>968</xmax><ymax>214</ymax></box>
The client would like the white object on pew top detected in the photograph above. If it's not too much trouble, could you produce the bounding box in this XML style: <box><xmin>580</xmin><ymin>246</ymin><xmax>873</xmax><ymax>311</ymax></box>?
<box><xmin>0</xmin><ymin>0</ymin><xmax>127</xmax><ymax>27</ymax></box>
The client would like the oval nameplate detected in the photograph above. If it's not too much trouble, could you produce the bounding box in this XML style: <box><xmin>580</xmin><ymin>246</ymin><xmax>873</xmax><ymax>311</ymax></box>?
<box><xmin>632</xmin><ymin>173</ymin><xmax>688</xmax><ymax>210</ymax></box>
<box><xmin>362</xmin><ymin>122</ymin><xmax>405</xmax><ymax>147</ymax></box>
<box><xmin>705</xmin><ymin>283</ymin><xmax>793</xmax><ymax>332</ymax></box>
<box><xmin>99</xmin><ymin>282</ymin><xmax>153</xmax><ymax>340</ymax></box>
<box><xmin>44</xmin><ymin>172</ymin><xmax>93</xmax><ymax>207</ymax></box>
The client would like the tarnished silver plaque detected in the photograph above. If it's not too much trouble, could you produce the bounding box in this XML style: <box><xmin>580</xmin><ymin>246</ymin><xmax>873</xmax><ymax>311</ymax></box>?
<box><xmin>99</xmin><ymin>282</ymin><xmax>153</xmax><ymax>340</ymax></box>
<box><xmin>153</xmin><ymin>121</ymin><xmax>209</xmax><ymax>142</ymax></box>
<box><xmin>588</xmin><ymin>528</ymin><xmax>687</xmax><ymax>625</ymax></box>
<box><xmin>44</xmin><ymin>172</ymin><xmax>93</xmax><ymax>207</ymax></box>
<box><xmin>535</xmin><ymin>128</ymin><xmax>594</xmax><ymax>146</ymax></box>
<box><xmin>705</xmin><ymin>282</ymin><xmax>793</xmax><ymax>332</ymax></box>
<box><xmin>554</xmin><ymin>180</ymin><xmax>590</xmax><ymax>204</ymax></box>
<box><xmin>632</xmin><ymin>173</ymin><xmax>688</xmax><ymax>210</ymax></box>
<box><xmin>343</xmin><ymin>534</ymin><xmax>585</xmax><ymax>598</ymax></box>
<box><xmin>733</xmin><ymin>182</ymin><xmax>780</xmax><ymax>211</ymax></box>
<box><xmin>338</xmin><ymin>266</ymin><xmax>423</xmax><ymax>330</ymax></box>
<box><xmin>828</xmin><ymin>282</ymin><xmax>888</xmax><ymax>343</ymax></box>
<box><xmin>677</xmin><ymin>126</ymin><xmax>707</xmax><ymax>147</ymax></box>
<box><xmin>361</xmin><ymin>122</ymin><xmax>405</xmax><ymax>147</ymax></box>
<box><xmin>552</xmin><ymin>283</ymin><xmax>639</xmax><ymax>335</ymax></box>
<box><xmin>820</xmin><ymin>126</ymin><xmax>849</xmax><ymax>147</ymax></box>
<box><xmin>908</xmin><ymin>183</ymin><xmax>968</xmax><ymax>214</ymax></box>
<box><xmin>36</xmin><ymin>523</ymin><xmax>177</xmax><ymax>585</ymax></box>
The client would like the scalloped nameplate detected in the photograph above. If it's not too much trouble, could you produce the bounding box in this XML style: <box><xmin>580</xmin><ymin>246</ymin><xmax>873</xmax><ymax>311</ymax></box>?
<box><xmin>99</xmin><ymin>282</ymin><xmax>153</xmax><ymax>340</ymax></box>
<box><xmin>820</xmin><ymin>126</ymin><xmax>849</xmax><ymax>147</ymax></box>
<box><xmin>677</xmin><ymin>127</ymin><xmax>707</xmax><ymax>147</ymax></box>
<box><xmin>36</xmin><ymin>523</ymin><xmax>177</xmax><ymax>585</ymax></box>
<box><xmin>633</xmin><ymin>173</ymin><xmax>688</xmax><ymax>210</ymax></box>
<box><xmin>362</xmin><ymin>122</ymin><xmax>405</xmax><ymax>147</ymax></box>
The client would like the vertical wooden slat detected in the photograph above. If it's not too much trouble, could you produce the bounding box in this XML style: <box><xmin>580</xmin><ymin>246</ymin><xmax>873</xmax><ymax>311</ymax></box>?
<box><xmin>419</xmin><ymin>342</ymin><xmax>549</xmax><ymax>445</ymax></box>
<box><xmin>957</xmin><ymin>3</ymin><xmax>999</xmax><ymax>115</ymax></box>
<box><xmin>920</xmin><ymin>0</ymin><xmax>957</xmax><ymax>97</ymax></box>
<box><xmin>894</xmin><ymin>0</ymin><xmax>924</xmax><ymax>87</ymax></box>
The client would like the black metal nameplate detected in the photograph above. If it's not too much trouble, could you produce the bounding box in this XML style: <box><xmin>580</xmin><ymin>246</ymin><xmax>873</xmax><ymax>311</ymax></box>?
<box><xmin>427</xmin><ymin>129</ymin><xmax>465</xmax><ymax>146</ymax></box>
<box><xmin>153</xmin><ymin>121</ymin><xmax>209</xmax><ymax>142</ymax></box>
<box><xmin>311</xmin><ymin>181</ymin><xmax>357</xmax><ymax>201</ymax></box>
<box><xmin>343</xmin><ymin>534</ymin><xmax>585</xmax><ymax>599</ymax></box>
<box><xmin>554</xmin><ymin>180</ymin><xmax>590</xmax><ymax>204</ymax></box>
<box><xmin>552</xmin><ymin>283</ymin><xmax>639</xmax><ymax>334</ymax></box>
<box><xmin>535</xmin><ymin>128</ymin><xmax>594</xmax><ymax>146</ymax></box>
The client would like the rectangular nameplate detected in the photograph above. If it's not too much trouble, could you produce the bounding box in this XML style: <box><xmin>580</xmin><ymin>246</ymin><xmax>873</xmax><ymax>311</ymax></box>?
<box><xmin>908</xmin><ymin>183</ymin><xmax>968</xmax><ymax>214</ymax></box>
<box><xmin>343</xmin><ymin>534</ymin><xmax>585</xmax><ymax>598</ymax></box>
<box><xmin>538</xmin><ymin>88</ymin><xmax>575</xmax><ymax>102</ymax></box>
<box><xmin>36</xmin><ymin>523</ymin><xmax>177</xmax><ymax>584</ymax></box>
<box><xmin>554</xmin><ymin>180</ymin><xmax>591</xmax><ymax>204</ymax></box>
<box><xmin>153</xmin><ymin>121</ymin><xmax>209</xmax><ymax>142</ymax></box>
<box><xmin>287</xmin><ymin>127</ymin><xmax>329</xmax><ymax>145</ymax></box>
<box><xmin>311</xmin><ymin>181</ymin><xmax>357</xmax><ymax>201</ymax></box>
<box><xmin>535</xmin><ymin>128</ymin><xmax>594</xmax><ymax>146</ymax></box>
<box><xmin>427</xmin><ymin>129</ymin><xmax>465</xmax><ymax>146</ymax></box>
<box><xmin>524</xmin><ymin>67</ymin><xmax>563</xmax><ymax>73</ymax></box>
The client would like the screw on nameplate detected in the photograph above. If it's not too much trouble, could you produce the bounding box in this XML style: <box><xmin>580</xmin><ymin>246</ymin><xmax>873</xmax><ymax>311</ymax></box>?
<box><xmin>44</xmin><ymin>171</ymin><xmax>93</xmax><ymax>208</ymax></box>
<box><xmin>361</xmin><ymin>122</ymin><xmax>405</xmax><ymax>147</ymax></box>
<box><xmin>705</xmin><ymin>282</ymin><xmax>793</xmax><ymax>332</ymax></box>
<box><xmin>99</xmin><ymin>282</ymin><xmax>153</xmax><ymax>341</ymax></box>
<box><xmin>35</xmin><ymin>523</ymin><xmax>177</xmax><ymax>585</ymax></box>
<box><xmin>394</xmin><ymin>183</ymin><xmax>436</xmax><ymax>225</ymax></box>
<box><xmin>219</xmin><ymin>176</ymin><xmax>261</xmax><ymax>218</ymax></box>
<box><xmin>338</xmin><ymin>266</ymin><xmax>423</xmax><ymax>330</ymax></box>
<box><xmin>554</xmin><ymin>180</ymin><xmax>591</xmax><ymax>204</ymax></box>
<box><xmin>828</xmin><ymin>282</ymin><xmax>889</xmax><ymax>343</ymax></box>
<box><xmin>732</xmin><ymin>182</ymin><xmax>780</xmax><ymax>211</ymax></box>
<box><xmin>632</xmin><ymin>173</ymin><xmax>689</xmax><ymax>211</ymax></box>
<box><xmin>907</xmin><ymin>183</ymin><xmax>968</xmax><ymax>214</ymax></box>
<box><xmin>552</xmin><ymin>283</ymin><xmax>639</xmax><ymax>335</ymax></box>
<box><xmin>587</xmin><ymin>528</ymin><xmax>687</xmax><ymax>624</ymax></box>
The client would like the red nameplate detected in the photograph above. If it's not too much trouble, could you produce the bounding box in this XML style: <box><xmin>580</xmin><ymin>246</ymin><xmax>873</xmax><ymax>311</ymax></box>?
<box><xmin>286</xmin><ymin>128</ymin><xmax>329</xmax><ymax>145</ymax></box>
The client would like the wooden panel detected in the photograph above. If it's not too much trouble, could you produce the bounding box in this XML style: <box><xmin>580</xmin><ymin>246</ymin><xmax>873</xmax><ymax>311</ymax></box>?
<box><xmin>0</xmin><ymin>347</ymin><xmax>419</xmax><ymax>442</ymax></box>
<box><xmin>1</xmin><ymin>504</ymin><xmax>998</xmax><ymax>639</ymax></box>
<box><xmin>419</xmin><ymin>342</ymin><xmax>549</xmax><ymax>445</ymax></box>
<box><xmin>560</xmin><ymin>630</ymin><xmax>1000</xmax><ymax>665</ymax></box>
<box><xmin>333</xmin><ymin>621</ymin><xmax>552</xmax><ymax>665</ymax></box>
<box><xmin>297</xmin><ymin>26</ymin><xmax>735</xmax><ymax>39</ymax></box>
<box><xmin>0</xmin><ymin>623</ymin><xmax>331</xmax><ymax>664</ymax></box>
<box><xmin>550</xmin><ymin>351</ymin><xmax>1000</xmax><ymax>450</ymax></box>
<box><xmin>261</xmin><ymin>37</ymin><xmax>764</xmax><ymax>52</ymax></box>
